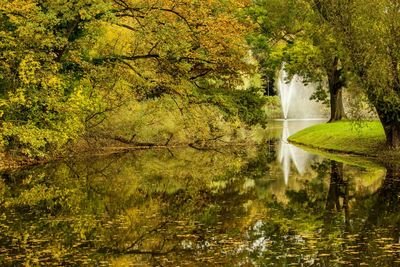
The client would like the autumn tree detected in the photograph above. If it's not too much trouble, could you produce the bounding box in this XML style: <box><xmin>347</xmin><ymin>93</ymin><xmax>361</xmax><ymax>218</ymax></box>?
<box><xmin>0</xmin><ymin>0</ymin><xmax>115</xmax><ymax>156</ymax></box>
<box><xmin>0</xmin><ymin>0</ymin><xmax>257</xmax><ymax>157</ymax></box>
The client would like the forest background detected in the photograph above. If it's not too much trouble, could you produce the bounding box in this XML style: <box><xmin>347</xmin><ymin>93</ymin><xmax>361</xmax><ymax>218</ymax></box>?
<box><xmin>2</xmin><ymin>0</ymin><xmax>400</xmax><ymax>165</ymax></box>
<box><xmin>0</xmin><ymin>0</ymin><xmax>280</xmax><ymax>164</ymax></box>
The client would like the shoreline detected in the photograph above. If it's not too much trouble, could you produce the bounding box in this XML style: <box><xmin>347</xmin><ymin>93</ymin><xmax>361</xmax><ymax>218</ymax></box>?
<box><xmin>0</xmin><ymin>141</ymin><xmax>265</xmax><ymax>172</ymax></box>
<box><xmin>288</xmin><ymin>121</ymin><xmax>400</xmax><ymax>165</ymax></box>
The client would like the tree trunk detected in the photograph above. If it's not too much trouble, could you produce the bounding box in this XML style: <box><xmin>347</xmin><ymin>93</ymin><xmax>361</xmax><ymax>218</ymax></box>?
<box><xmin>328</xmin><ymin>57</ymin><xmax>346</xmax><ymax>123</ymax></box>
<box><xmin>366</xmin><ymin>85</ymin><xmax>400</xmax><ymax>149</ymax></box>
<box><xmin>329</xmin><ymin>87</ymin><xmax>345</xmax><ymax>122</ymax></box>
<box><xmin>380</xmin><ymin>119</ymin><xmax>400</xmax><ymax>149</ymax></box>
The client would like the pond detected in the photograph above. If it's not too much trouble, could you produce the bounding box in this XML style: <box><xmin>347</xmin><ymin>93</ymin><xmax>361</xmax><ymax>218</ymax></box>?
<box><xmin>0</xmin><ymin>120</ymin><xmax>399</xmax><ymax>266</ymax></box>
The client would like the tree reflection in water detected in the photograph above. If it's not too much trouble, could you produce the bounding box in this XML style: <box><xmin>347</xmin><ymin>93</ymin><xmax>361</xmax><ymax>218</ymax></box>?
<box><xmin>279</xmin><ymin>120</ymin><xmax>323</xmax><ymax>185</ymax></box>
<box><xmin>249</xmin><ymin>160</ymin><xmax>400</xmax><ymax>266</ymax></box>
<box><xmin>0</xmin><ymin>146</ymin><xmax>399</xmax><ymax>266</ymax></box>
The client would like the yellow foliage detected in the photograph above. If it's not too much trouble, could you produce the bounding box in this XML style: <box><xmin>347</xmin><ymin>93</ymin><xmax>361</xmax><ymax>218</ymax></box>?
<box><xmin>18</xmin><ymin>54</ymin><xmax>41</xmax><ymax>85</ymax></box>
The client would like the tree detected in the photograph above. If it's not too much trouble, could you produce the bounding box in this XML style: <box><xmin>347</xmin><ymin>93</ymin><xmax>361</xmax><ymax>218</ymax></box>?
<box><xmin>312</xmin><ymin>0</ymin><xmax>400</xmax><ymax>147</ymax></box>
<box><xmin>0</xmin><ymin>0</ymin><xmax>113</xmax><ymax>157</ymax></box>
<box><xmin>0</xmin><ymin>0</ymin><xmax>257</xmax><ymax>157</ymax></box>
<box><xmin>92</xmin><ymin>0</ymin><xmax>252</xmax><ymax>93</ymax></box>
<box><xmin>247</xmin><ymin>0</ymin><xmax>347</xmax><ymax>122</ymax></box>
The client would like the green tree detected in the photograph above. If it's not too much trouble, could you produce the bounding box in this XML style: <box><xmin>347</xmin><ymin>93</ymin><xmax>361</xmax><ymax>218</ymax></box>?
<box><xmin>312</xmin><ymin>0</ymin><xmax>400</xmax><ymax>147</ymax></box>
<box><xmin>247</xmin><ymin>0</ymin><xmax>347</xmax><ymax>122</ymax></box>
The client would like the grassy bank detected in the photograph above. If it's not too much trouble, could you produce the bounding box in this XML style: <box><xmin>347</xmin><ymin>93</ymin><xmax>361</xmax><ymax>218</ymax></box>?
<box><xmin>288</xmin><ymin>121</ymin><xmax>386</xmax><ymax>156</ymax></box>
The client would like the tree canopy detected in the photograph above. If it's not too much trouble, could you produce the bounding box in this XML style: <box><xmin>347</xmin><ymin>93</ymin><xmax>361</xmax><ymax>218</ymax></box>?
<box><xmin>247</xmin><ymin>0</ymin><xmax>347</xmax><ymax>122</ymax></box>
<box><xmin>311</xmin><ymin>0</ymin><xmax>400</xmax><ymax>147</ymax></box>
<box><xmin>0</xmin><ymin>0</ymin><xmax>266</xmax><ymax>158</ymax></box>
<box><xmin>2</xmin><ymin>0</ymin><xmax>400</xmax><ymax>158</ymax></box>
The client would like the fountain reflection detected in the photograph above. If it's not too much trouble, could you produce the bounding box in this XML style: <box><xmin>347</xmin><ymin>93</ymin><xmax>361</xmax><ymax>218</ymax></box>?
<box><xmin>279</xmin><ymin>120</ymin><xmax>323</xmax><ymax>185</ymax></box>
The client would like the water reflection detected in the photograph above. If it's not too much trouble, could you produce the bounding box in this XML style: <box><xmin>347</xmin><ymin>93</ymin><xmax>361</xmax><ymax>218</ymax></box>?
<box><xmin>0</xmin><ymin>123</ymin><xmax>399</xmax><ymax>266</ymax></box>
<box><xmin>324</xmin><ymin>161</ymin><xmax>349</xmax><ymax>225</ymax></box>
<box><xmin>279</xmin><ymin>120</ymin><xmax>324</xmax><ymax>185</ymax></box>
<box><xmin>248</xmin><ymin>160</ymin><xmax>398</xmax><ymax>266</ymax></box>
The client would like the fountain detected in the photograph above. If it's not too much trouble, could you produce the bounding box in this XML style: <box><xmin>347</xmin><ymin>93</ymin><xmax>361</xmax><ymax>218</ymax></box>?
<box><xmin>277</xmin><ymin>65</ymin><xmax>326</xmax><ymax>185</ymax></box>
<box><xmin>278</xmin><ymin>68</ymin><xmax>294</xmax><ymax>120</ymax></box>
<box><xmin>278</xmin><ymin>66</ymin><xmax>325</xmax><ymax>119</ymax></box>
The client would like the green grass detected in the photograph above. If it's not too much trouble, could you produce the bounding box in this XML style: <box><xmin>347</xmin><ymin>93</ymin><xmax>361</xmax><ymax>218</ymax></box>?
<box><xmin>288</xmin><ymin>121</ymin><xmax>386</xmax><ymax>156</ymax></box>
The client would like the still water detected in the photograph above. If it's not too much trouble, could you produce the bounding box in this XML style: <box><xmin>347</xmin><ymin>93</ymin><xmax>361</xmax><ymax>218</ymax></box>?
<box><xmin>1</xmin><ymin>120</ymin><xmax>399</xmax><ymax>266</ymax></box>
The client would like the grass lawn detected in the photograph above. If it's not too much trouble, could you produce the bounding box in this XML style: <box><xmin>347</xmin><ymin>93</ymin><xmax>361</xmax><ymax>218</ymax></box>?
<box><xmin>288</xmin><ymin>121</ymin><xmax>386</xmax><ymax>156</ymax></box>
